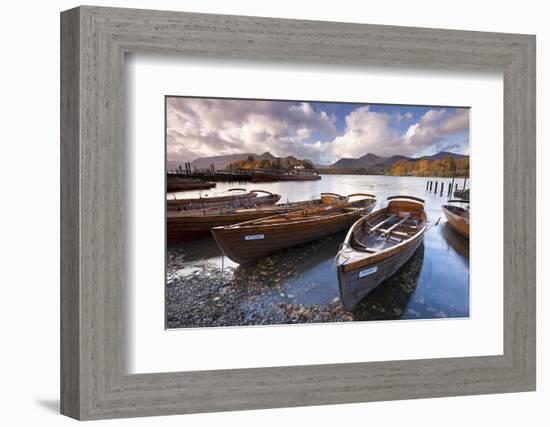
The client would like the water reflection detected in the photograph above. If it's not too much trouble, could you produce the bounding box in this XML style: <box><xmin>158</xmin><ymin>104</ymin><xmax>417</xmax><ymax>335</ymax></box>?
<box><xmin>167</xmin><ymin>175</ymin><xmax>470</xmax><ymax>326</ymax></box>
<box><xmin>231</xmin><ymin>231</ymin><xmax>346</xmax><ymax>306</ymax></box>
<box><xmin>441</xmin><ymin>222</ymin><xmax>469</xmax><ymax>261</ymax></box>
<box><xmin>353</xmin><ymin>245</ymin><xmax>424</xmax><ymax>320</ymax></box>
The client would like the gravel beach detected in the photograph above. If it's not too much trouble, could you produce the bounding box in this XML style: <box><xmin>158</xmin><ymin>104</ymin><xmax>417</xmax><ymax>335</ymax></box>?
<box><xmin>165</xmin><ymin>236</ymin><xmax>438</xmax><ymax>329</ymax></box>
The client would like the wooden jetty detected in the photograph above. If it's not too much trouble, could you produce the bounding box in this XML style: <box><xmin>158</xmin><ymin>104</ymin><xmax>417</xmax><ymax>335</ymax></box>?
<box><xmin>169</xmin><ymin>164</ymin><xmax>322</xmax><ymax>183</ymax></box>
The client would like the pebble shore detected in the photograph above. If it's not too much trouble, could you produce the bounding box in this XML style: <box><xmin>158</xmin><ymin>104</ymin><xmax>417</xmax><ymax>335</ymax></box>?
<box><xmin>166</xmin><ymin>239</ymin><xmax>433</xmax><ymax>329</ymax></box>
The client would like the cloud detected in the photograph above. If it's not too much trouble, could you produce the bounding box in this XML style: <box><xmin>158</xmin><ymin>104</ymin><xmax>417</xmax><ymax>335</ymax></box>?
<box><xmin>166</xmin><ymin>98</ymin><xmax>336</xmax><ymax>163</ymax></box>
<box><xmin>328</xmin><ymin>107</ymin><xmax>400</xmax><ymax>158</ymax></box>
<box><xmin>167</xmin><ymin>98</ymin><xmax>469</xmax><ymax>165</ymax></box>
<box><xmin>401</xmin><ymin>108</ymin><xmax>469</xmax><ymax>154</ymax></box>
<box><xmin>326</xmin><ymin>107</ymin><xmax>469</xmax><ymax>158</ymax></box>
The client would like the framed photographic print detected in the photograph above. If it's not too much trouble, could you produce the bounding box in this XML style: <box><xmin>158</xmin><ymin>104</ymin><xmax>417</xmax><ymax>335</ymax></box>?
<box><xmin>164</xmin><ymin>96</ymin><xmax>471</xmax><ymax>327</ymax></box>
<box><xmin>61</xmin><ymin>6</ymin><xmax>536</xmax><ymax>420</ymax></box>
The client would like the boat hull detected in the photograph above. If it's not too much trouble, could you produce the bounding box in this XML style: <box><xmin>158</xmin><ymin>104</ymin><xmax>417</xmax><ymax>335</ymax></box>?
<box><xmin>167</xmin><ymin>210</ymin><xmax>276</xmax><ymax>244</ymax></box>
<box><xmin>251</xmin><ymin>172</ymin><xmax>321</xmax><ymax>182</ymax></box>
<box><xmin>442</xmin><ymin>205</ymin><xmax>469</xmax><ymax>238</ymax></box>
<box><xmin>167</xmin><ymin>182</ymin><xmax>215</xmax><ymax>192</ymax></box>
<box><xmin>337</xmin><ymin>198</ymin><xmax>427</xmax><ymax>311</ymax></box>
<box><xmin>212</xmin><ymin>210</ymin><xmax>366</xmax><ymax>263</ymax></box>
<box><xmin>167</xmin><ymin>196</ymin><xmax>346</xmax><ymax>244</ymax></box>
<box><xmin>167</xmin><ymin>193</ymin><xmax>280</xmax><ymax>211</ymax></box>
<box><xmin>211</xmin><ymin>198</ymin><xmax>376</xmax><ymax>263</ymax></box>
<box><xmin>337</xmin><ymin>235</ymin><xmax>423</xmax><ymax>311</ymax></box>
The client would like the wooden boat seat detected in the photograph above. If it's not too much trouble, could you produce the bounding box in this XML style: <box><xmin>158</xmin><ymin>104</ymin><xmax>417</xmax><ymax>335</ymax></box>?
<box><xmin>379</xmin><ymin>214</ymin><xmax>411</xmax><ymax>235</ymax></box>
<box><xmin>351</xmin><ymin>234</ymin><xmax>378</xmax><ymax>253</ymax></box>
<box><xmin>365</xmin><ymin>214</ymin><xmax>396</xmax><ymax>233</ymax></box>
<box><xmin>389</xmin><ymin>230</ymin><xmax>410</xmax><ymax>238</ymax></box>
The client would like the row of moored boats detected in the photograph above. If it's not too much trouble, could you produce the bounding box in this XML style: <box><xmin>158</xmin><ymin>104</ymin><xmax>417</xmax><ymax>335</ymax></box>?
<box><xmin>167</xmin><ymin>189</ymin><xmax>469</xmax><ymax>311</ymax></box>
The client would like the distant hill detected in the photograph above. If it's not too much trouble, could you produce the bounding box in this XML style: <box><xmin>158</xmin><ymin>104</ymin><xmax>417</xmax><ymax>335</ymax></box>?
<box><xmin>228</xmin><ymin>152</ymin><xmax>315</xmax><ymax>171</ymax></box>
<box><xmin>190</xmin><ymin>153</ymin><xmax>260</xmax><ymax>170</ymax></box>
<box><xmin>325</xmin><ymin>151</ymin><xmax>469</xmax><ymax>177</ymax></box>
<box><xmin>169</xmin><ymin>150</ymin><xmax>468</xmax><ymax>177</ymax></box>
<box><xmin>170</xmin><ymin>152</ymin><xmax>315</xmax><ymax>172</ymax></box>
<box><xmin>330</xmin><ymin>151</ymin><xmax>467</xmax><ymax>169</ymax></box>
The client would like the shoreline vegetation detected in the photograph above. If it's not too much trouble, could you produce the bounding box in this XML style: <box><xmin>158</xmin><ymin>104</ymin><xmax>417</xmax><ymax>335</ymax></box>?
<box><xmin>319</xmin><ymin>155</ymin><xmax>469</xmax><ymax>178</ymax></box>
<box><xmin>170</xmin><ymin>151</ymin><xmax>469</xmax><ymax>179</ymax></box>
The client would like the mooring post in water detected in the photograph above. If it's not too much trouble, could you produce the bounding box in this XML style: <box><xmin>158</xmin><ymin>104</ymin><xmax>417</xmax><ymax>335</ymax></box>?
<box><xmin>429</xmin><ymin>181</ymin><xmax>433</xmax><ymax>192</ymax></box>
<box><xmin>450</xmin><ymin>164</ymin><xmax>456</xmax><ymax>196</ymax></box>
<box><xmin>434</xmin><ymin>181</ymin><xmax>438</xmax><ymax>194</ymax></box>
<box><xmin>440</xmin><ymin>182</ymin><xmax>444</xmax><ymax>196</ymax></box>
<box><xmin>448</xmin><ymin>182</ymin><xmax>452</xmax><ymax>196</ymax></box>
<box><xmin>426</xmin><ymin>180</ymin><xmax>429</xmax><ymax>190</ymax></box>
<box><xmin>462</xmin><ymin>165</ymin><xmax>469</xmax><ymax>190</ymax></box>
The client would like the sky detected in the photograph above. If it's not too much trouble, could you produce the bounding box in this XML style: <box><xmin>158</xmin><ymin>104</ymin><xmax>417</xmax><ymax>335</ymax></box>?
<box><xmin>166</xmin><ymin>97</ymin><xmax>470</xmax><ymax>165</ymax></box>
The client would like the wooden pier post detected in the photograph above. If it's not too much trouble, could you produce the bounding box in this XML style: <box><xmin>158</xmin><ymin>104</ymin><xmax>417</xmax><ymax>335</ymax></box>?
<box><xmin>429</xmin><ymin>181</ymin><xmax>433</xmax><ymax>192</ymax></box>
<box><xmin>448</xmin><ymin>182</ymin><xmax>452</xmax><ymax>196</ymax></box>
<box><xmin>434</xmin><ymin>181</ymin><xmax>438</xmax><ymax>194</ymax></box>
<box><xmin>426</xmin><ymin>180</ymin><xmax>429</xmax><ymax>190</ymax></box>
<box><xmin>440</xmin><ymin>182</ymin><xmax>444</xmax><ymax>196</ymax></box>
<box><xmin>462</xmin><ymin>166</ymin><xmax>468</xmax><ymax>190</ymax></box>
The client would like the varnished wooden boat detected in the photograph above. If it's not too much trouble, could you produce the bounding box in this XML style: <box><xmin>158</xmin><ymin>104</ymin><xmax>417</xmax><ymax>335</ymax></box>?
<box><xmin>442</xmin><ymin>202</ymin><xmax>469</xmax><ymax>238</ymax></box>
<box><xmin>211</xmin><ymin>194</ymin><xmax>377</xmax><ymax>263</ymax></box>
<box><xmin>251</xmin><ymin>169</ymin><xmax>321</xmax><ymax>182</ymax></box>
<box><xmin>167</xmin><ymin>193</ymin><xmax>348</xmax><ymax>244</ymax></box>
<box><xmin>453</xmin><ymin>189</ymin><xmax>469</xmax><ymax>200</ymax></box>
<box><xmin>336</xmin><ymin>195</ymin><xmax>427</xmax><ymax>311</ymax></box>
<box><xmin>166</xmin><ymin>177</ymin><xmax>215</xmax><ymax>192</ymax></box>
<box><xmin>167</xmin><ymin>189</ymin><xmax>280</xmax><ymax>211</ymax></box>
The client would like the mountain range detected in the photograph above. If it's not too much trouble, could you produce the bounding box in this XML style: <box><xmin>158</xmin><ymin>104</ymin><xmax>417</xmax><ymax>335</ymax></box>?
<box><xmin>169</xmin><ymin>150</ymin><xmax>468</xmax><ymax>173</ymax></box>
<box><xmin>324</xmin><ymin>151</ymin><xmax>468</xmax><ymax>171</ymax></box>
<box><xmin>169</xmin><ymin>152</ymin><xmax>312</xmax><ymax>171</ymax></box>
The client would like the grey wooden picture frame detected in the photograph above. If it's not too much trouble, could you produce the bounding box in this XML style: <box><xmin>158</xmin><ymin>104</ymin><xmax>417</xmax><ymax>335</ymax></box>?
<box><xmin>60</xmin><ymin>5</ymin><xmax>536</xmax><ymax>420</ymax></box>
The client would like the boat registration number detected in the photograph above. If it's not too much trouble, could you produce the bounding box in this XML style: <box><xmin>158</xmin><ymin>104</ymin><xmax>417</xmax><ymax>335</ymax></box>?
<box><xmin>359</xmin><ymin>266</ymin><xmax>378</xmax><ymax>277</ymax></box>
<box><xmin>245</xmin><ymin>234</ymin><xmax>265</xmax><ymax>240</ymax></box>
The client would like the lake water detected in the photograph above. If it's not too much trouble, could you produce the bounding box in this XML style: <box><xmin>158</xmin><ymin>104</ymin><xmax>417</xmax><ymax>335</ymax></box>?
<box><xmin>167</xmin><ymin>175</ymin><xmax>470</xmax><ymax>326</ymax></box>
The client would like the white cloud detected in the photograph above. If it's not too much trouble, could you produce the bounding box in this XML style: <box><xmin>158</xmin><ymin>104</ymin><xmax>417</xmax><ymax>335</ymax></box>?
<box><xmin>325</xmin><ymin>107</ymin><xmax>469</xmax><ymax>159</ymax></box>
<box><xmin>329</xmin><ymin>107</ymin><xmax>400</xmax><ymax>158</ymax></box>
<box><xmin>167</xmin><ymin>98</ymin><xmax>469</xmax><ymax>165</ymax></box>
<box><xmin>401</xmin><ymin>108</ymin><xmax>469</xmax><ymax>153</ymax></box>
<box><xmin>167</xmin><ymin>98</ymin><xmax>336</xmax><ymax>163</ymax></box>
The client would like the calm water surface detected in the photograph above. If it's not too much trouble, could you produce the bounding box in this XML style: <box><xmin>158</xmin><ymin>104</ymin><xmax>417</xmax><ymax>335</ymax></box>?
<box><xmin>168</xmin><ymin>175</ymin><xmax>470</xmax><ymax>321</ymax></box>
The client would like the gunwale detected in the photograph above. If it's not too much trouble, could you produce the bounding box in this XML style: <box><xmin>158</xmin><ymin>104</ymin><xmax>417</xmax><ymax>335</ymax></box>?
<box><xmin>338</xmin><ymin>199</ymin><xmax>427</xmax><ymax>273</ymax></box>
<box><xmin>166</xmin><ymin>194</ymin><xmax>351</xmax><ymax>243</ymax></box>
<box><xmin>167</xmin><ymin>189</ymin><xmax>279</xmax><ymax>210</ymax></box>
<box><xmin>220</xmin><ymin>196</ymin><xmax>376</xmax><ymax>229</ymax></box>
<box><xmin>211</xmin><ymin>196</ymin><xmax>377</xmax><ymax>263</ymax></box>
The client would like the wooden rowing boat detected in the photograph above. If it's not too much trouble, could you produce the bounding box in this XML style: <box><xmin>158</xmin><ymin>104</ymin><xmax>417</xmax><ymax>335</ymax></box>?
<box><xmin>442</xmin><ymin>202</ymin><xmax>469</xmax><ymax>238</ymax></box>
<box><xmin>250</xmin><ymin>170</ymin><xmax>321</xmax><ymax>182</ymax></box>
<box><xmin>167</xmin><ymin>193</ymin><xmax>348</xmax><ymax>244</ymax></box>
<box><xmin>336</xmin><ymin>195</ymin><xmax>427</xmax><ymax>311</ymax></box>
<box><xmin>166</xmin><ymin>177</ymin><xmax>215</xmax><ymax>192</ymax></box>
<box><xmin>167</xmin><ymin>189</ymin><xmax>280</xmax><ymax>211</ymax></box>
<box><xmin>211</xmin><ymin>194</ymin><xmax>377</xmax><ymax>263</ymax></box>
